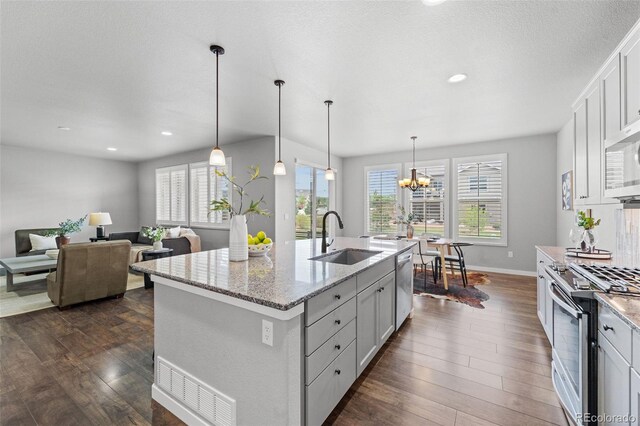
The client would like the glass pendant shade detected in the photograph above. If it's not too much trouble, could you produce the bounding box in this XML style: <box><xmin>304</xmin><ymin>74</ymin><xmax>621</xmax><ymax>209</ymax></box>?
<box><xmin>209</xmin><ymin>146</ymin><xmax>226</xmax><ymax>166</ymax></box>
<box><xmin>325</xmin><ymin>168</ymin><xmax>336</xmax><ymax>181</ymax></box>
<box><xmin>273</xmin><ymin>160</ymin><xmax>287</xmax><ymax>176</ymax></box>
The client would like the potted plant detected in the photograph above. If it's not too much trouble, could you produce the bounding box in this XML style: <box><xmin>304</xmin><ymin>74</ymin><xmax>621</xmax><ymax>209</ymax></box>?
<box><xmin>46</xmin><ymin>216</ymin><xmax>87</xmax><ymax>248</ymax></box>
<box><xmin>577</xmin><ymin>210</ymin><xmax>601</xmax><ymax>252</ymax></box>
<box><xmin>395</xmin><ymin>205</ymin><xmax>421</xmax><ymax>239</ymax></box>
<box><xmin>210</xmin><ymin>165</ymin><xmax>270</xmax><ymax>261</ymax></box>
<box><xmin>142</xmin><ymin>227</ymin><xmax>167</xmax><ymax>250</ymax></box>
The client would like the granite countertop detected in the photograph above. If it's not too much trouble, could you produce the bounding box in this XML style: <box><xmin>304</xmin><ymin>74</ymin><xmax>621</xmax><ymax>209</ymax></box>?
<box><xmin>537</xmin><ymin>245</ymin><xmax>640</xmax><ymax>331</ymax></box>
<box><xmin>132</xmin><ymin>237</ymin><xmax>414</xmax><ymax>311</ymax></box>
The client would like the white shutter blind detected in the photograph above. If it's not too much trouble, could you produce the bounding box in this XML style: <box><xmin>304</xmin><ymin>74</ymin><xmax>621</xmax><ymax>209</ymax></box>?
<box><xmin>170</xmin><ymin>168</ymin><xmax>187</xmax><ymax>223</ymax></box>
<box><xmin>156</xmin><ymin>170</ymin><xmax>171</xmax><ymax>223</ymax></box>
<box><xmin>211</xmin><ymin>159</ymin><xmax>231</xmax><ymax>223</ymax></box>
<box><xmin>409</xmin><ymin>163</ymin><xmax>446</xmax><ymax>237</ymax></box>
<box><xmin>367</xmin><ymin>169</ymin><xmax>398</xmax><ymax>234</ymax></box>
<box><xmin>456</xmin><ymin>158</ymin><xmax>504</xmax><ymax>240</ymax></box>
<box><xmin>189</xmin><ymin>158</ymin><xmax>231</xmax><ymax>227</ymax></box>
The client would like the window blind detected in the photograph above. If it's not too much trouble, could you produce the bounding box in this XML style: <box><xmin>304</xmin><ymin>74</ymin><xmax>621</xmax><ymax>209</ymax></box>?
<box><xmin>456</xmin><ymin>159</ymin><xmax>504</xmax><ymax>239</ymax></box>
<box><xmin>155</xmin><ymin>165</ymin><xmax>188</xmax><ymax>225</ymax></box>
<box><xmin>367</xmin><ymin>169</ymin><xmax>398</xmax><ymax>234</ymax></box>
<box><xmin>156</xmin><ymin>170</ymin><xmax>171</xmax><ymax>223</ymax></box>
<box><xmin>189</xmin><ymin>159</ymin><xmax>231</xmax><ymax>226</ymax></box>
<box><xmin>409</xmin><ymin>163</ymin><xmax>446</xmax><ymax>237</ymax></box>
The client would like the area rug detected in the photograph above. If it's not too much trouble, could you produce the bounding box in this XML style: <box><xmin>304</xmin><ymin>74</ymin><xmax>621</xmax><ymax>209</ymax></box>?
<box><xmin>0</xmin><ymin>272</ymin><xmax>145</xmax><ymax>318</ymax></box>
<box><xmin>413</xmin><ymin>270</ymin><xmax>491</xmax><ymax>309</ymax></box>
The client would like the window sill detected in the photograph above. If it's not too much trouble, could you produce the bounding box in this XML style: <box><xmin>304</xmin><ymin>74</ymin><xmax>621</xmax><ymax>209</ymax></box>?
<box><xmin>189</xmin><ymin>224</ymin><xmax>231</xmax><ymax>231</ymax></box>
<box><xmin>456</xmin><ymin>237</ymin><xmax>507</xmax><ymax>247</ymax></box>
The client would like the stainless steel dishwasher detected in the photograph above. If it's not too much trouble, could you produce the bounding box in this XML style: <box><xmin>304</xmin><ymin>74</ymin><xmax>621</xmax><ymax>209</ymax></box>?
<box><xmin>395</xmin><ymin>250</ymin><xmax>414</xmax><ymax>328</ymax></box>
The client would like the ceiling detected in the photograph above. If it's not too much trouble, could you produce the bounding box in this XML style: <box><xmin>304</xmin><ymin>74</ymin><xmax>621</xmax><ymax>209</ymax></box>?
<box><xmin>2</xmin><ymin>1</ymin><xmax>639</xmax><ymax>161</ymax></box>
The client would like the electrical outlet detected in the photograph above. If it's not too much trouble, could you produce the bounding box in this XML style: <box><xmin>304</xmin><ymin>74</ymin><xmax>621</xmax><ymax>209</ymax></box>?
<box><xmin>508</xmin><ymin>251</ymin><xmax>514</xmax><ymax>258</ymax></box>
<box><xmin>262</xmin><ymin>319</ymin><xmax>273</xmax><ymax>346</ymax></box>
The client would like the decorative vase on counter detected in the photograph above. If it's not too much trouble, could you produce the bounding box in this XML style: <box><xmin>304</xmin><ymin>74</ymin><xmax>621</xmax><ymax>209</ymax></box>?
<box><xmin>582</xmin><ymin>229</ymin><xmax>597</xmax><ymax>253</ymax></box>
<box><xmin>229</xmin><ymin>214</ymin><xmax>248</xmax><ymax>262</ymax></box>
<box><xmin>406</xmin><ymin>224</ymin><xmax>414</xmax><ymax>240</ymax></box>
<box><xmin>55</xmin><ymin>236</ymin><xmax>70</xmax><ymax>249</ymax></box>
<box><xmin>153</xmin><ymin>241</ymin><xmax>163</xmax><ymax>251</ymax></box>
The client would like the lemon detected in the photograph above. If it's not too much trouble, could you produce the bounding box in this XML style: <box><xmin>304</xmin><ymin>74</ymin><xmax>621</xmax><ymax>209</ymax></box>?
<box><xmin>263</xmin><ymin>238</ymin><xmax>272</xmax><ymax>244</ymax></box>
<box><xmin>248</xmin><ymin>236</ymin><xmax>255</xmax><ymax>245</ymax></box>
<box><xmin>253</xmin><ymin>237</ymin><xmax>261</xmax><ymax>245</ymax></box>
<box><xmin>256</xmin><ymin>231</ymin><xmax>266</xmax><ymax>241</ymax></box>
<box><xmin>247</xmin><ymin>234</ymin><xmax>253</xmax><ymax>240</ymax></box>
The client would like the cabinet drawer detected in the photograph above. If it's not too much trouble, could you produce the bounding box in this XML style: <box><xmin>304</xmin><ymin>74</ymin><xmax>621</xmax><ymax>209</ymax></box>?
<box><xmin>306</xmin><ymin>297</ymin><xmax>356</xmax><ymax>356</ymax></box>
<box><xmin>306</xmin><ymin>340</ymin><xmax>356</xmax><ymax>426</ymax></box>
<box><xmin>306</xmin><ymin>319</ymin><xmax>356</xmax><ymax>385</ymax></box>
<box><xmin>305</xmin><ymin>277</ymin><xmax>356</xmax><ymax>326</ymax></box>
<box><xmin>536</xmin><ymin>250</ymin><xmax>553</xmax><ymax>270</ymax></box>
<box><xmin>357</xmin><ymin>258</ymin><xmax>394</xmax><ymax>292</ymax></box>
<box><xmin>599</xmin><ymin>304</ymin><xmax>632</xmax><ymax>363</ymax></box>
<box><xmin>633</xmin><ymin>330</ymin><xmax>640</xmax><ymax>370</ymax></box>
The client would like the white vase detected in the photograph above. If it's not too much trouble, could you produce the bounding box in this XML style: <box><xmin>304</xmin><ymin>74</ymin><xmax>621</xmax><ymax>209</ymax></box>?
<box><xmin>153</xmin><ymin>241</ymin><xmax>163</xmax><ymax>251</ymax></box>
<box><xmin>229</xmin><ymin>214</ymin><xmax>248</xmax><ymax>262</ymax></box>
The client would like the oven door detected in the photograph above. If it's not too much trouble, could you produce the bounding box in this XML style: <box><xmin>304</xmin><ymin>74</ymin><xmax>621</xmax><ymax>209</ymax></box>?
<box><xmin>549</xmin><ymin>280</ymin><xmax>588</xmax><ymax>425</ymax></box>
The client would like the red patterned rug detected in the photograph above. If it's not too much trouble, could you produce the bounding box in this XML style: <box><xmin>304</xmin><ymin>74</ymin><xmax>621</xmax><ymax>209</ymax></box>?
<box><xmin>413</xmin><ymin>270</ymin><xmax>491</xmax><ymax>309</ymax></box>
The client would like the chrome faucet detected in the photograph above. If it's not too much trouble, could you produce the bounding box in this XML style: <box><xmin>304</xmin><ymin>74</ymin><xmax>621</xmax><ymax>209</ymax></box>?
<box><xmin>321</xmin><ymin>211</ymin><xmax>344</xmax><ymax>253</ymax></box>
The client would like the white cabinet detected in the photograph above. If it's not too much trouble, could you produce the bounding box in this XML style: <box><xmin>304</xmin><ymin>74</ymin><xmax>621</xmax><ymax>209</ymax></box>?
<box><xmin>536</xmin><ymin>250</ymin><xmax>553</xmax><ymax>343</ymax></box>
<box><xmin>574</xmin><ymin>81</ymin><xmax>601</xmax><ymax>205</ymax></box>
<box><xmin>601</xmin><ymin>55</ymin><xmax>623</xmax><ymax>145</ymax></box>
<box><xmin>631</xmin><ymin>368</ymin><xmax>640</xmax><ymax>426</ymax></box>
<box><xmin>574</xmin><ymin>98</ymin><xmax>589</xmax><ymax>204</ymax></box>
<box><xmin>598</xmin><ymin>331</ymin><xmax>631</xmax><ymax>425</ymax></box>
<box><xmin>356</xmin><ymin>271</ymin><xmax>396</xmax><ymax>376</ymax></box>
<box><xmin>622</xmin><ymin>29</ymin><xmax>640</xmax><ymax>134</ymax></box>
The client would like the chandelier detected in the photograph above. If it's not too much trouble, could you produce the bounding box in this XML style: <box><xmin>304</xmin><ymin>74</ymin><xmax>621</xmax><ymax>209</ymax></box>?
<box><xmin>399</xmin><ymin>136</ymin><xmax>430</xmax><ymax>191</ymax></box>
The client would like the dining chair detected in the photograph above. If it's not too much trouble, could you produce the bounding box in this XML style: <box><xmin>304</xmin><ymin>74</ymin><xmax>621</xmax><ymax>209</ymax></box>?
<box><xmin>435</xmin><ymin>242</ymin><xmax>473</xmax><ymax>287</ymax></box>
<box><xmin>412</xmin><ymin>238</ymin><xmax>437</xmax><ymax>287</ymax></box>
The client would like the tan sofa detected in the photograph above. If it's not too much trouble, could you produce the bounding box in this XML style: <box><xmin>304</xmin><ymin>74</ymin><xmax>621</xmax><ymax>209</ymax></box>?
<box><xmin>47</xmin><ymin>241</ymin><xmax>131</xmax><ymax>308</ymax></box>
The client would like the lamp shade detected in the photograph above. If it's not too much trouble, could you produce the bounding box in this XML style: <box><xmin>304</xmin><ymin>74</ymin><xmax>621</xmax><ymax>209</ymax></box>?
<box><xmin>209</xmin><ymin>147</ymin><xmax>226</xmax><ymax>166</ymax></box>
<box><xmin>89</xmin><ymin>212</ymin><xmax>112</xmax><ymax>226</ymax></box>
<box><xmin>273</xmin><ymin>160</ymin><xmax>287</xmax><ymax>176</ymax></box>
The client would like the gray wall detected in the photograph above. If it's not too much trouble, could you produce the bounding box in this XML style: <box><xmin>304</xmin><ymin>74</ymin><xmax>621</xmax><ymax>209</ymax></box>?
<box><xmin>555</xmin><ymin>118</ymin><xmax>621</xmax><ymax>250</ymax></box>
<box><xmin>0</xmin><ymin>145</ymin><xmax>139</xmax><ymax>257</ymax></box>
<box><xmin>341</xmin><ymin>134</ymin><xmax>558</xmax><ymax>273</ymax></box>
<box><xmin>137</xmin><ymin>137</ymin><xmax>276</xmax><ymax>251</ymax></box>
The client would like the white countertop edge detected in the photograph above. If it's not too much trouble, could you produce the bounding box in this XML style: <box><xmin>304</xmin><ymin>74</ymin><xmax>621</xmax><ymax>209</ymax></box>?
<box><xmin>152</xmin><ymin>275</ymin><xmax>305</xmax><ymax>321</ymax></box>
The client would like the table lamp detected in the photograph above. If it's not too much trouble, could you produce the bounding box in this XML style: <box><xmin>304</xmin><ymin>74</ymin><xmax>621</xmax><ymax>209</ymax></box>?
<box><xmin>89</xmin><ymin>212</ymin><xmax>112</xmax><ymax>238</ymax></box>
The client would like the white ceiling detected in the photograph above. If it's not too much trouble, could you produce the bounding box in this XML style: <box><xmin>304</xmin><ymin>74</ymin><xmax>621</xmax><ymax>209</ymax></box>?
<box><xmin>2</xmin><ymin>1</ymin><xmax>639</xmax><ymax>161</ymax></box>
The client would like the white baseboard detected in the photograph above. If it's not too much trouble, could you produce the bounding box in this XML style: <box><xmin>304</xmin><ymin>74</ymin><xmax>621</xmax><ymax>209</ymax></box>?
<box><xmin>152</xmin><ymin>384</ymin><xmax>211</xmax><ymax>426</ymax></box>
<box><xmin>466</xmin><ymin>265</ymin><xmax>536</xmax><ymax>277</ymax></box>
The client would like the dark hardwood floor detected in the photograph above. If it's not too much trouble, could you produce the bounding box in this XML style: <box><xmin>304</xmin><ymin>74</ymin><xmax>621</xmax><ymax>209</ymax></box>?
<box><xmin>0</xmin><ymin>272</ymin><xmax>567</xmax><ymax>426</ymax></box>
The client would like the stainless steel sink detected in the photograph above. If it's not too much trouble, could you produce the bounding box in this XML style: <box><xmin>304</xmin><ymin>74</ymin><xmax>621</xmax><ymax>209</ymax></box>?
<box><xmin>310</xmin><ymin>249</ymin><xmax>382</xmax><ymax>265</ymax></box>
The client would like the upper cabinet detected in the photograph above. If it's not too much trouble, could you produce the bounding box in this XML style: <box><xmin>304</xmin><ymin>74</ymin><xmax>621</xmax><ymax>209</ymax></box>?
<box><xmin>600</xmin><ymin>55</ymin><xmax>622</xmax><ymax>146</ymax></box>
<box><xmin>621</xmin><ymin>29</ymin><xmax>640</xmax><ymax>134</ymax></box>
<box><xmin>573</xmin><ymin>82</ymin><xmax>601</xmax><ymax>205</ymax></box>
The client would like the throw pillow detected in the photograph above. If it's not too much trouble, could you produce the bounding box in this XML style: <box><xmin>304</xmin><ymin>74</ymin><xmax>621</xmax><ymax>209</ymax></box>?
<box><xmin>29</xmin><ymin>233</ymin><xmax>57</xmax><ymax>251</ymax></box>
<box><xmin>167</xmin><ymin>226</ymin><xmax>181</xmax><ymax>238</ymax></box>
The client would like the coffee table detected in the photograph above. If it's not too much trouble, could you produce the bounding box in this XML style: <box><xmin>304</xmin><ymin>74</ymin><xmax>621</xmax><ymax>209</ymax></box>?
<box><xmin>0</xmin><ymin>255</ymin><xmax>57</xmax><ymax>292</ymax></box>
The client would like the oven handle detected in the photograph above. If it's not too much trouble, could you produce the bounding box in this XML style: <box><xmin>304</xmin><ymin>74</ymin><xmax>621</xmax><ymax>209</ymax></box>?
<box><xmin>547</xmin><ymin>280</ymin><xmax>581</xmax><ymax>319</ymax></box>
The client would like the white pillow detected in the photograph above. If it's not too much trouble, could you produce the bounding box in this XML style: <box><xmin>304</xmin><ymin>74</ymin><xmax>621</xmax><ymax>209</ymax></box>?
<box><xmin>29</xmin><ymin>233</ymin><xmax>57</xmax><ymax>251</ymax></box>
<box><xmin>167</xmin><ymin>226</ymin><xmax>181</xmax><ymax>238</ymax></box>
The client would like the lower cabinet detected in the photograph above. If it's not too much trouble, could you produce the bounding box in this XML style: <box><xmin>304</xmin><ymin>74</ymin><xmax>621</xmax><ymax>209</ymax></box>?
<box><xmin>356</xmin><ymin>271</ymin><xmax>396</xmax><ymax>376</ymax></box>
<box><xmin>598</xmin><ymin>331</ymin><xmax>631</xmax><ymax>426</ymax></box>
<box><xmin>631</xmin><ymin>368</ymin><xmax>640</xmax><ymax>426</ymax></box>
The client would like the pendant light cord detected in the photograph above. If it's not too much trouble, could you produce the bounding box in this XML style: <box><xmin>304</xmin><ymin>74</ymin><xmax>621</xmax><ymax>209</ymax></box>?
<box><xmin>215</xmin><ymin>50</ymin><xmax>219</xmax><ymax>150</ymax></box>
<box><xmin>327</xmin><ymin>102</ymin><xmax>331</xmax><ymax>169</ymax></box>
<box><xmin>278</xmin><ymin>83</ymin><xmax>282</xmax><ymax>161</ymax></box>
<box><xmin>412</xmin><ymin>136</ymin><xmax>417</xmax><ymax>168</ymax></box>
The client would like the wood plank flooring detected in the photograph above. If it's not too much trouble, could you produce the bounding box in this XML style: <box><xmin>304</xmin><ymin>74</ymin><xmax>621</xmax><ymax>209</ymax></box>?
<box><xmin>0</xmin><ymin>272</ymin><xmax>568</xmax><ymax>426</ymax></box>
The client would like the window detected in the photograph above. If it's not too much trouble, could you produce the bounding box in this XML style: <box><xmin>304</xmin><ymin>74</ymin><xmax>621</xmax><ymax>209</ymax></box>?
<box><xmin>408</xmin><ymin>161</ymin><xmax>448</xmax><ymax>237</ymax></box>
<box><xmin>365</xmin><ymin>166</ymin><xmax>400</xmax><ymax>235</ymax></box>
<box><xmin>453</xmin><ymin>154</ymin><xmax>507</xmax><ymax>245</ymax></box>
<box><xmin>295</xmin><ymin>163</ymin><xmax>332</xmax><ymax>240</ymax></box>
<box><xmin>156</xmin><ymin>165</ymin><xmax>188</xmax><ymax>225</ymax></box>
<box><xmin>189</xmin><ymin>159</ymin><xmax>232</xmax><ymax>227</ymax></box>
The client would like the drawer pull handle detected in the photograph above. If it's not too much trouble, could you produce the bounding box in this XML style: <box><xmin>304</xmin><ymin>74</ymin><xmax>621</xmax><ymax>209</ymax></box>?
<box><xmin>538</xmin><ymin>275</ymin><xmax>544</xmax><ymax>279</ymax></box>
<box><xmin>334</xmin><ymin>294</ymin><xmax>341</xmax><ymax>300</ymax></box>
<box><xmin>539</xmin><ymin>260</ymin><xmax>544</xmax><ymax>264</ymax></box>
<box><xmin>335</xmin><ymin>369</ymin><xmax>341</xmax><ymax>375</ymax></box>
<box><xmin>335</xmin><ymin>319</ymin><xmax>341</xmax><ymax>325</ymax></box>
<box><xmin>335</xmin><ymin>344</ymin><xmax>341</xmax><ymax>350</ymax></box>
<box><xmin>603</xmin><ymin>324</ymin><xmax>614</xmax><ymax>332</ymax></box>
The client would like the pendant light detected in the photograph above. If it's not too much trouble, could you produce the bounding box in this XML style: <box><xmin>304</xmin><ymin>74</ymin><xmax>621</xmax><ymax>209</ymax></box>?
<box><xmin>399</xmin><ymin>136</ymin><xmax>430</xmax><ymax>191</ymax></box>
<box><xmin>209</xmin><ymin>45</ymin><xmax>226</xmax><ymax>167</ymax></box>
<box><xmin>273</xmin><ymin>80</ymin><xmax>286</xmax><ymax>175</ymax></box>
<box><xmin>324</xmin><ymin>100</ymin><xmax>335</xmax><ymax>181</ymax></box>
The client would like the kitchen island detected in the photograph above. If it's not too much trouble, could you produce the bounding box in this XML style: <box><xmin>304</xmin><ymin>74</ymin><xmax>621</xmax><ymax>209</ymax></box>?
<box><xmin>132</xmin><ymin>237</ymin><xmax>414</xmax><ymax>426</ymax></box>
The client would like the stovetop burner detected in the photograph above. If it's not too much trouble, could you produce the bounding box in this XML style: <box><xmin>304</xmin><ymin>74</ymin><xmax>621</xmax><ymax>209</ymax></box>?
<box><xmin>570</xmin><ymin>263</ymin><xmax>640</xmax><ymax>294</ymax></box>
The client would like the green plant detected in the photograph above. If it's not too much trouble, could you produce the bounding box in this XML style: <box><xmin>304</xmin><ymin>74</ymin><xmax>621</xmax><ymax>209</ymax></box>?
<box><xmin>45</xmin><ymin>216</ymin><xmax>86</xmax><ymax>237</ymax></box>
<box><xmin>141</xmin><ymin>227</ymin><xmax>166</xmax><ymax>242</ymax></box>
<box><xmin>577</xmin><ymin>210</ymin><xmax>601</xmax><ymax>230</ymax></box>
<box><xmin>210</xmin><ymin>165</ymin><xmax>270</xmax><ymax>218</ymax></box>
<box><xmin>395</xmin><ymin>205</ymin><xmax>421</xmax><ymax>226</ymax></box>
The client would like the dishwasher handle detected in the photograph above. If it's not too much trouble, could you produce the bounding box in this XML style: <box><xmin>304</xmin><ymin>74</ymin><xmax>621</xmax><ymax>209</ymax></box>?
<box><xmin>397</xmin><ymin>253</ymin><xmax>412</xmax><ymax>266</ymax></box>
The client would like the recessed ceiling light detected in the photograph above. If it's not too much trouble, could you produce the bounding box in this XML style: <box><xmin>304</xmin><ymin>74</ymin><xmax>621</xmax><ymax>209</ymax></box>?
<box><xmin>447</xmin><ymin>73</ymin><xmax>468</xmax><ymax>83</ymax></box>
<box><xmin>161</xmin><ymin>131</ymin><xmax>173</xmax><ymax>136</ymax></box>
<box><xmin>107</xmin><ymin>147</ymin><xmax>117</xmax><ymax>151</ymax></box>
<box><xmin>57</xmin><ymin>126</ymin><xmax>71</xmax><ymax>131</ymax></box>
<box><xmin>422</xmin><ymin>0</ymin><xmax>448</xmax><ymax>5</ymax></box>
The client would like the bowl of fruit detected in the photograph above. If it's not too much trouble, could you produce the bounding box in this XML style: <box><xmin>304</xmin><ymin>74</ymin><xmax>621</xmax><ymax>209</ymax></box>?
<box><xmin>247</xmin><ymin>231</ymin><xmax>273</xmax><ymax>257</ymax></box>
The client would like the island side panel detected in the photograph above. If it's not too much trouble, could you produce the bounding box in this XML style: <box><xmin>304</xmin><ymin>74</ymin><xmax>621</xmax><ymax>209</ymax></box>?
<box><xmin>154</xmin><ymin>282</ymin><xmax>304</xmax><ymax>425</ymax></box>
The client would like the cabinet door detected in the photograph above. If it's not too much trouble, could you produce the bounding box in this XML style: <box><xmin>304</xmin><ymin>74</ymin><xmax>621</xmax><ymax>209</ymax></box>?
<box><xmin>586</xmin><ymin>82</ymin><xmax>601</xmax><ymax>205</ymax></box>
<box><xmin>622</xmin><ymin>29</ymin><xmax>640</xmax><ymax>131</ymax></box>
<box><xmin>537</xmin><ymin>272</ymin><xmax>546</xmax><ymax>328</ymax></box>
<box><xmin>544</xmin><ymin>278</ymin><xmax>553</xmax><ymax>343</ymax></box>
<box><xmin>377</xmin><ymin>274</ymin><xmax>396</xmax><ymax>345</ymax></box>
<box><xmin>598</xmin><ymin>332</ymin><xmax>631</xmax><ymax>425</ymax></box>
<box><xmin>631</xmin><ymin>368</ymin><xmax>640</xmax><ymax>426</ymax></box>
<box><xmin>601</xmin><ymin>54</ymin><xmax>622</xmax><ymax>145</ymax></box>
<box><xmin>356</xmin><ymin>282</ymin><xmax>378</xmax><ymax>376</ymax></box>
<box><xmin>574</xmin><ymin>99</ymin><xmax>589</xmax><ymax>204</ymax></box>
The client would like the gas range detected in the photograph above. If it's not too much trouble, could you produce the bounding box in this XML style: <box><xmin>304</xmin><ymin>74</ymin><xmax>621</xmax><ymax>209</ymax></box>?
<box><xmin>570</xmin><ymin>263</ymin><xmax>640</xmax><ymax>295</ymax></box>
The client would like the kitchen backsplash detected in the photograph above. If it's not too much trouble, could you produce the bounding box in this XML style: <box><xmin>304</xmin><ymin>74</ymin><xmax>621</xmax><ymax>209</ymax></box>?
<box><xmin>616</xmin><ymin>207</ymin><xmax>640</xmax><ymax>267</ymax></box>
